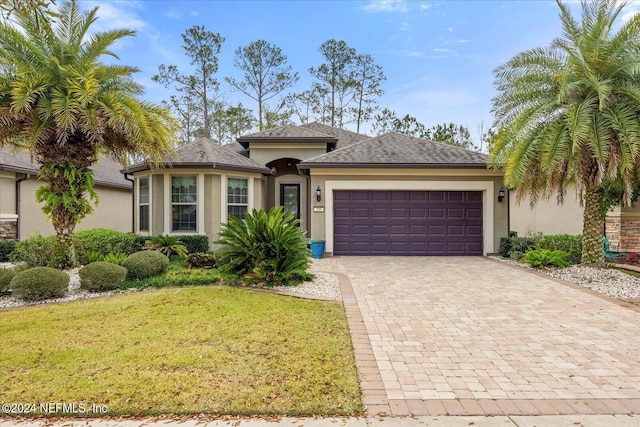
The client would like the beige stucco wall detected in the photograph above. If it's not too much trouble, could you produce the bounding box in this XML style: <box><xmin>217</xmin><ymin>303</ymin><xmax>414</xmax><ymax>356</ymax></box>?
<box><xmin>306</xmin><ymin>168</ymin><xmax>507</xmax><ymax>256</ymax></box>
<box><xmin>509</xmin><ymin>187</ymin><xmax>584</xmax><ymax>236</ymax></box>
<box><xmin>133</xmin><ymin>168</ymin><xmax>266</xmax><ymax>249</ymax></box>
<box><xmin>18</xmin><ymin>178</ymin><xmax>132</xmax><ymax>238</ymax></box>
<box><xmin>0</xmin><ymin>172</ymin><xmax>17</xmax><ymax>216</ymax></box>
<box><xmin>248</xmin><ymin>143</ymin><xmax>328</xmax><ymax>166</ymax></box>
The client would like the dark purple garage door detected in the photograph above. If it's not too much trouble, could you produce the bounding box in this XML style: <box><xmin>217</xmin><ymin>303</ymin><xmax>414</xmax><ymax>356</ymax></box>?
<box><xmin>334</xmin><ymin>190</ymin><xmax>483</xmax><ymax>255</ymax></box>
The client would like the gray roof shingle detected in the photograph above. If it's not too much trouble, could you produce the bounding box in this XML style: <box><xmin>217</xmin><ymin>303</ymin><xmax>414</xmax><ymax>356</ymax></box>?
<box><xmin>124</xmin><ymin>137</ymin><xmax>270</xmax><ymax>174</ymax></box>
<box><xmin>236</xmin><ymin>124</ymin><xmax>337</xmax><ymax>148</ymax></box>
<box><xmin>0</xmin><ymin>146</ymin><xmax>131</xmax><ymax>188</ymax></box>
<box><xmin>300</xmin><ymin>122</ymin><xmax>370</xmax><ymax>148</ymax></box>
<box><xmin>299</xmin><ymin>132</ymin><xmax>488</xmax><ymax>168</ymax></box>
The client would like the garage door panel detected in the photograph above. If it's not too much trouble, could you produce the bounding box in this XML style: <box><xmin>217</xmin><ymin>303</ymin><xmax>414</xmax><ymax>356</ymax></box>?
<box><xmin>334</xmin><ymin>190</ymin><xmax>482</xmax><ymax>256</ymax></box>
<box><xmin>429</xmin><ymin>208</ymin><xmax>445</xmax><ymax>219</ymax></box>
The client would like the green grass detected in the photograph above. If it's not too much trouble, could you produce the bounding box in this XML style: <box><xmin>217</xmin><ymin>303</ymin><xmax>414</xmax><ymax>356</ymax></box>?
<box><xmin>0</xmin><ymin>287</ymin><xmax>362</xmax><ymax>416</ymax></box>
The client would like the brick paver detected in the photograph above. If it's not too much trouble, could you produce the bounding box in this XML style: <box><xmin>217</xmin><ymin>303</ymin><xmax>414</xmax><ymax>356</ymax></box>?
<box><xmin>312</xmin><ymin>256</ymin><xmax>640</xmax><ymax>416</ymax></box>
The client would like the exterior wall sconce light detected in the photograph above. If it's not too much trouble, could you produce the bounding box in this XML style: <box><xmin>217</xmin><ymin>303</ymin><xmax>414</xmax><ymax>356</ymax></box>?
<box><xmin>316</xmin><ymin>186</ymin><xmax>322</xmax><ymax>202</ymax></box>
<box><xmin>498</xmin><ymin>187</ymin><xmax>505</xmax><ymax>203</ymax></box>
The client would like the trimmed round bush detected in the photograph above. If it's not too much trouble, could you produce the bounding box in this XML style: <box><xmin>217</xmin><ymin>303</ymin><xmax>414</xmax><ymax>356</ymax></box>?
<box><xmin>10</xmin><ymin>267</ymin><xmax>69</xmax><ymax>301</ymax></box>
<box><xmin>121</xmin><ymin>250</ymin><xmax>170</xmax><ymax>280</ymax></box>
<box><xmin>0</xmin><ymin>268</ymin><xmax>16</xmax><ymax>294</ymax></box>
<box><xmin>79</xmin><ymin>261</ymin><xmax>127</xmax><ymax>291</ymax></box>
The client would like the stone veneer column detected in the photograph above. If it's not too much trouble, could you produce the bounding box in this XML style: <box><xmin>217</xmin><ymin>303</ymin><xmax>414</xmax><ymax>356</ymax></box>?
<box><xmin>0</xmin><ymin>215</ymin><xmax>18</xmax><ymax>240</ymax></box>
<box><xmin>606</xmin><ymin>209</ymin><xmax>640</xmax><ymax>253</ymax></box>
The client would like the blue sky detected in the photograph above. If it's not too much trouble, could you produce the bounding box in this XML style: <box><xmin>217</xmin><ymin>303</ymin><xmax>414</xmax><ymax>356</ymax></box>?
<box><xmin>81</xmin><ymin>0</ymin><xmax>640</xmax><ymax>145</ymax></box>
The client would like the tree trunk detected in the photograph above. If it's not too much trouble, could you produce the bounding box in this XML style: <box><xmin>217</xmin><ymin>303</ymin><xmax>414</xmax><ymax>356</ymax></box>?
<box><xmin>36</xmin><ymin>135</ymin><xmax>97</xmax><ymax>269</ymax></box>
<box><xmin>581</xmin><ymin>188</ymin><xmax>605</xmax><ymax>266</ymax></box>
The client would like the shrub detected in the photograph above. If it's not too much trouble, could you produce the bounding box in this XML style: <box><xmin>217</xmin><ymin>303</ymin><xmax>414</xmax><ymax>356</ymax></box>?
<box><xmin>85</xmin><ymin>251</ymin><xmax>104</xmax><ymax>263</ymax></box>
<box><xmin>121</xmin><ymin>251</ymin><xmax>170</xmax><ymax>280</ymax></box>
<box><xmin>534</xmin><ymin>233</ymin><xmax>582</xmax><ymax>263</ymax></box>
<box><xmin>217</xmin><ymin>207</ymin><xmax>313</xmax><ymax>286</ymax></box>
<box><xmin>10</xmin><ymin>267</ymin><xmax>68</xmax><ymax>301</ymax></box>
<box><xmin>0</xmin><ymin>240</ymin><xmax>16</xmax><ymax>262</ymax></box>
<box><xmin>0</xmin><ymin>268</ymin><xmax>15</xmax><ymax>294</ymax></box>
<box><xmin>625</xmin><ymin>252</ymin><xmax>640</xmax><ymax>264</ymax></box>
<box><xmin>74</xmin><ymin>228</ymin><xmax>146</xmax><ymax>265</ymax></box>
<box><xmin>149</xmin><ymin>235</ymin><xmax>188</xmax><ymax>258</ymax></box>
<box><xmin>11</xmin><ymin>232</ymin><xmax>55</xmax><ymax>267</ymax></box>
<box><xmin>522</xmin><ymin>248</ymin><xmax>571</xmax><ymax>269</ymax></box>
<box><xmin>508</xmin><ymin>237</ymin><xmax>535</xmax><ymax>260</ymax></box>
<box><xmin>103</xmin><ymin>252</ymin><xmax>126</xmax><ymax>265</ymax></box>
<box><xmin>186</xmin><ymin>252</ymin><xmax>217</xmax><ymax>269</ymax></box>
<box><xmin>79</xmin><ymin>261</ymin><xmax>127</xmax><ymax>291</ymax></box>
<box><xmin>498</xmin><ymin>237</ymin><xmax>512</xmax><ymax>258</ymax></box>
<box><xmin>174</xmin><ymin>235</ymin><xmax>209</xmax><ymax>254</ymax></box>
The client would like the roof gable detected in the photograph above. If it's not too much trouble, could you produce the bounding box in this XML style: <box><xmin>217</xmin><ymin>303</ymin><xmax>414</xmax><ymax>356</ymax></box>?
<box><xmin>299</xmin><ymin>132</ymin><xmax>488</xmax><ymax>167</ymax></box>
<box><xmin>124</xmin><ymin>138</ymin><xmax>270</xmax><ymax>174</ymax></box>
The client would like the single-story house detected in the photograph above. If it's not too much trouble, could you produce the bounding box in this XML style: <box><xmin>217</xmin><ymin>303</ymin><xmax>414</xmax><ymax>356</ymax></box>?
<box><xmin>0</xmin><ymin>146</ymin><xmax>133</xmax><ymax>240</ymax></box>
<box><xmin>123</xmin><ymin>123</ymin><xmax>508</xmax><ymax>256</ymax></box>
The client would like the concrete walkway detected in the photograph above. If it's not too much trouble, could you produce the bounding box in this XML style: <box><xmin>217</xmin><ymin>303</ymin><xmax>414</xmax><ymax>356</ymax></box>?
<box><xmin>2</xmin><ymin>415</ymin><xmax>639</xmax><ymax>426</ymax></box>
<box><xmin>311</xmin><ymin>257</ymin><xmax>640</xmax><ymax>416</ymax></box>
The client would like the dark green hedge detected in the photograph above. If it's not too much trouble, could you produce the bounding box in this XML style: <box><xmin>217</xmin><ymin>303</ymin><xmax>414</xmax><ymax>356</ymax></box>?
<box><xmin>0</xmin><ymin>240</ymin><xmax>15</xmax><ymax>262</ymax></box>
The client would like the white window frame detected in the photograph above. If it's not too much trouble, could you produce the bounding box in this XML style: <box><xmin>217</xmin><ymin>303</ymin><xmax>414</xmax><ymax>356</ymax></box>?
<box><xmin>226</xmin><ymin>177</ymin><xmax>249</xmax><ymax>221</ymax></box>
<box><xmin>137</xmin><ymin>175</ymin><xmax>151</xmax><ymax>234</ymax></box>
<box><xmin>170</xmin><ymin>175</ymin><xmax>198</xmax><ymax>233</ymax></box>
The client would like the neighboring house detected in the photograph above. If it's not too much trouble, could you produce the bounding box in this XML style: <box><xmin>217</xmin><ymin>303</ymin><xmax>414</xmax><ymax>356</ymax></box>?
<box><xmin>0</xmin><ymin>146</ymin><xmax>132</xmax><ymax>240</ymax></box>
<box><xmin>124</xmin><ymin>122</ymin><xmax>508</xmax><ymax>256</ymax></box>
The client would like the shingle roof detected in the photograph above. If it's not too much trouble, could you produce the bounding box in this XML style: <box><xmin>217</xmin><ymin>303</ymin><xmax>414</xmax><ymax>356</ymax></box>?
<box><xmin>300</xmin><ymin>122</ymin><xmax>370</xmax><ymax>148</ymax></box>
<box><xmin>0</xmin><ymin>146</ymin><xmax>131</xmax><ymax>189</ymax></box>
<box><xmin>123</xmin><ymin>137</ymin><xmax>270</xmax><ymax>174</ymax></box>
<box><xmin>236</xmin><ymin>124</ymin><xmax>337</xmax><ymax>148</ymax></box>
<box><xmin>299</xmin><ymin>132</ymin><xmax>488</xmax><ymax>168</ymax></box>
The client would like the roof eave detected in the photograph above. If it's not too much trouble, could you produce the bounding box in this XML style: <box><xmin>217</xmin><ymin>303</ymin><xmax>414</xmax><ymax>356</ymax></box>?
<box><xmin>236</xmin><ymin>137</ymin><xmax>338</xmax><ymax>148</ymax></box>
<box><xmin>123</xmin><ymin>162</ymin><xmax>270</xmax><ymax>175</ymax></box>
<box><xmin>297</xmin><ymin>162</ymin><xmax>489</xmax><ymax>170</ymax></box>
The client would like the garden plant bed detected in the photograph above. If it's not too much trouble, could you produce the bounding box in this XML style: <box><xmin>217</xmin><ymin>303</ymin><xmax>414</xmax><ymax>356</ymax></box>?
<box><xmin>0</xmin><ymin>286</ymin><xmax>362</xmax><ymax>416</ymax></box>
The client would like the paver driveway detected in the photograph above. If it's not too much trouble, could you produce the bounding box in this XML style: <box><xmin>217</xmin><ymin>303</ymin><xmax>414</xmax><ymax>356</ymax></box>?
<box><xmin>312</xmin><ymin>257</ymin><xmax>640</xmax><ymax>416</ymax></box>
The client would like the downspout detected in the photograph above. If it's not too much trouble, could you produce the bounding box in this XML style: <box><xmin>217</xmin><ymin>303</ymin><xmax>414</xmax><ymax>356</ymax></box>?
<box><xmin>15</xmin><ymin>174</ymin><xmax>31</xmax><ymax>241</ymax></box>
<box><xmin>124</xmin><ymin>173</ymin><xmax>134</xmax><ymax>233</ymax></box>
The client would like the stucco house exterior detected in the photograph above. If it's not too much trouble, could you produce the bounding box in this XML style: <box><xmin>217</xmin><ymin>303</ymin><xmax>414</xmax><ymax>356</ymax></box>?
<box><xmin>123</xmin><ymin>123</ymin><xmax>508</xmax><ymax>256</ymax></box>
<box><xmin>509</xmin><ymin>186</ymin><xmax>640</xmax><ymax>253</ymax></box>
<box><xmin>0</xmin><ymin>146</ymin><xmax>132</xmax><ymax>240</ymax></box>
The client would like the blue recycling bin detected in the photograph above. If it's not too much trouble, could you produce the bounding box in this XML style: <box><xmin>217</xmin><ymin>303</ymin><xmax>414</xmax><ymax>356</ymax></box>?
<box><xmin>310</xmin><ymin>240</ymin><xmax>325</xmax><ymax>259</ymax></box>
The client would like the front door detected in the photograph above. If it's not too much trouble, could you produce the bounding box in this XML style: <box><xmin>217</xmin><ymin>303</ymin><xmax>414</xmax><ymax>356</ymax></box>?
<box><xmin>280</xmin><ymin>184</ymin><xmax>301</xmax><ymax>220</ymax></box>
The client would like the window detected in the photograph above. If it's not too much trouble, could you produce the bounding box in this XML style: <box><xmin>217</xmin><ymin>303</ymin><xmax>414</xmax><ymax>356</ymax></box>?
<box><xmin>227</xmin><ymin>178</ymin><xmax>248</xmax><ymax>220</ymax></box>
<box><xmin>138</xmin><ymin>177</ymin><xmax>150</xmax><ymax>232</ymax></box>
<box><xmin>171</xmin><ymin>175</ymin><xmax>197</xmax><ymax>232</ymax></box>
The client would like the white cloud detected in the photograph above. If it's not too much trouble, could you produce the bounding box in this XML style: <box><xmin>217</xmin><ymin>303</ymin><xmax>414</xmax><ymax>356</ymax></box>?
<box><xmin>166</xmin><ymin>9</ymin><xmax>184</xmax><ymax>20</ymax></box>
<box><xmin>362</xmin><ymin>0</ymin><xmax>409</xmax><ymax>13</ymax></box>
<box><xmin>390</xmin><ymin>50</ymin><xmax>426</xmax><ymax>58</ymax></box>
<box><xmin>419</xmin><ymin>3</ymin><xmax>432</xmax><ymax>11</ymax></box>
<box><xmin>445</xmin><ymin>26</ymin><xmax>454</xmax><ymax>33</ymax></box>
<box><xmin>446</xmin><ymin>39</ymin><xmax>471</xmax><ymax>44</ymax></box>
<box><xmin>83</xmin><ymin>1</ymin><xmax>147</xmax><ymax>32</ymax></box>
<box><xmin>400</xmin><ymin>22</ymin><xmax>409</xmax><ymax>31</ymax></box>
<box><xmin>433</xmin><ymin>48</ymin><xmax>452</xmax><ymax>53</ymax></box>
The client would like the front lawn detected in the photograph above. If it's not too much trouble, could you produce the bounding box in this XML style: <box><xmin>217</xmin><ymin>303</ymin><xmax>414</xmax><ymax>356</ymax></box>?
<box><xmin>0</xmin><ymin>287</ymin><xmax>361</xmax><ymax>416</ymax></box>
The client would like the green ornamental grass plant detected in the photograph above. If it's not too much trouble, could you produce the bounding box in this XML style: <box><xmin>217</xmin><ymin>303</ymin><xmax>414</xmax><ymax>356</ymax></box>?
<box><xmin>217</xmin><ymin>207</ymin><xmax>313</xmax><ymax>286</ymax></box>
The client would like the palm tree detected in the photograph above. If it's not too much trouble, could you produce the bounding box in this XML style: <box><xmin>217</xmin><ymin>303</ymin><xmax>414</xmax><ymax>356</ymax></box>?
<box><xmin>490</xmin><ymin>0</ymin><xmax>640</xmax><ymax>266</ymax></box>
<box><xmin>0</xmin><ymin>0</ymin><xmax>177</xmax><ymax>267</ymax></box>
